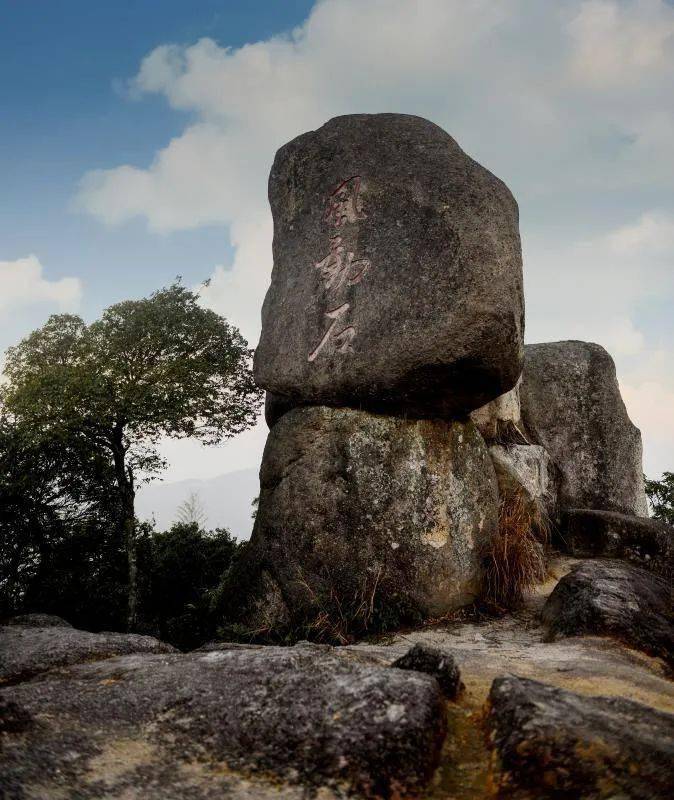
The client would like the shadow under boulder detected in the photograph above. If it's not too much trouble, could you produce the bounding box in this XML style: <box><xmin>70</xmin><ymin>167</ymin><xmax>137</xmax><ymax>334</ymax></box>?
<box><xmin>562</xmin><ymin>508</ymin><xmax>673</xmax><ymax>579</ymax></box>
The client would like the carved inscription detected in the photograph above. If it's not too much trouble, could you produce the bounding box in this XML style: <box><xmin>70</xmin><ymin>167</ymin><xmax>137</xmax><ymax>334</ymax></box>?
<box><xmin>323</xmin><ymin>176</ymin><xmax>366</xmax><ymax>227</ymax></box>
<box><xmin>308</xmin><ymin>176</ymin><xmax>369</xmax><ymax>361</ymax></box>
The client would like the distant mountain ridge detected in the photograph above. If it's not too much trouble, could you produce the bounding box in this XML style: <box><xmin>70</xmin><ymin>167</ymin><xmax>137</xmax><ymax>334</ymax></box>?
<box><xmin>135</xmin><ymin>467</ymin><xmax>259</xmax><ymax>540</ymax></box>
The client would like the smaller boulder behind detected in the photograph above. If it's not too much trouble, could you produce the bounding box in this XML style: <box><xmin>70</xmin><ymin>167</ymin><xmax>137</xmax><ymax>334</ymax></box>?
<box><xmin>391</xmin><ymin>643</ymin><xmax>464</xmax><ymax>699</ymax></box>
<box><xmin>541</xmin><ymin>559</ymin><xmax>674</xmax><ymax>667</ymax></box>
<box><xmin>563</xmin><ymin>508</ymin><xmax>673</xmax><ymax>579</ymax></box>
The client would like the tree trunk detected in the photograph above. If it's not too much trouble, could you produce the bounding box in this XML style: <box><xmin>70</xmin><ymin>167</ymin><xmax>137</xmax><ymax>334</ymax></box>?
<box><xmin>111</xmin><ymin>436</ymin><xmax>138</xmax><ymax>631</ymax></box>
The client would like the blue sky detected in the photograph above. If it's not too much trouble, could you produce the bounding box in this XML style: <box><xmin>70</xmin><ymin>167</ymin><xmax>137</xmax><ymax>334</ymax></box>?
<box><xmin>1</xmin><ymin>0</ymin><xmax>313</xmax><ymax>323</ymax></box>
<box><xmin>1</xmin><ymin>1</ymin><xmax>673</xmax><ymax>531</ymax></box>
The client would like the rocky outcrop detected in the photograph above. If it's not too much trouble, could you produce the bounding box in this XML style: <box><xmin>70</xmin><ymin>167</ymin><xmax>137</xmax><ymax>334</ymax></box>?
<box><xmin>391</xmin><ymin>643</ymin><xmax>463</xmax><ymax>699</ymax></box>
<box><xmin>487</xmin><ymin>675</ymin><xmax>674</xmax><ymax>799</ymax></box>
<box><xmin>0</xmin><ymin>623</ymin><xmax>175</xmax><ymax>684</ymax></box>
<box><xmin>234</xmin><ymin>407</ymin><xmax>499</xmax><ymax>636</ymax></box>
<box><xmin>520</xmin><ymin>340</ymin><xmax>648</xmax><ymax>516</ymax></box>
<box><xmin>563</xmin><ymin>508</ymin><xmax>673</xmax><ymax>579</ymax></box>
<box><xmin>0</xmin><ymin>645</ymin><xmax>447</xmax><ymax>799</ymax></box>
<box><xmin>470</xmin><ymin>379</ymin><xmax>523</xmax><ymax>442</ymax></box>
<box><xmin>541</xmin><ymin>559</ymin><xmax>674</xmax><ymax>667</ymax></box>
<box><xmin>2</xmin><ymin>613</ymin><xmax>72</xmax><ymax>628</ymax></box>
<box><xmin>489</xmin><ymin>443</ymin><xmax>558</xmax><ymax>518</ymax></box>
<box><xmin>255</xmin><ymin>113</ymin><xmax>524</xmax><ymax>419</ymax></box>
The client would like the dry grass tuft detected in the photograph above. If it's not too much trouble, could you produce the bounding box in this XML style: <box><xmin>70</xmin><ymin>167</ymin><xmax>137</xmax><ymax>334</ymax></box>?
<box><xmin>483</xmin><ymin>489</ymin><xmax>549</xmax><ymax>609</ymax></box>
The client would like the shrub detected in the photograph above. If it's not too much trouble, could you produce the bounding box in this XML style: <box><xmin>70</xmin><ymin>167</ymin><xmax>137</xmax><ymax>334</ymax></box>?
<box><xmin>482</xmin><ymin>489</ymin><xmax>549</xmax><ymax>609</ymax></box>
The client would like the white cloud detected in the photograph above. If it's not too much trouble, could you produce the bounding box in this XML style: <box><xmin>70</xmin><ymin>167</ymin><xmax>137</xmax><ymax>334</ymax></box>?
<box><xmin>0</xmin><ymin>255</ymin><xmax>82</xmax><ymax>318</ymax></box>
<box><xmin>75</xmin><ymin>0</ymin><xmax>674</xmax><ymax>480</ymax></box>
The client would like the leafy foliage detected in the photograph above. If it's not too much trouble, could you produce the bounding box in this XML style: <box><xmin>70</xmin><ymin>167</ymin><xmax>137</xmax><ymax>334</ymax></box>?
<box><xmin>1</xmin><ymin>284</ymin><xmax>262</xmax><ymax>628</ymax></box>
<box><xmin>645</xmin><ymin>472</ymin><xmax>674</xmax><ymax>526</ymax></box>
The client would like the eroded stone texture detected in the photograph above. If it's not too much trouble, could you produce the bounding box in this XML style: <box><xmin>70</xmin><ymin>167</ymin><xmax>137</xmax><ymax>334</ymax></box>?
<box><xmin>469</xmin><ymin>379</ymin><xmax>523</xmax><ymax>442</ymax></box>
<box><xmin>0</xmin><ymin>646</ymin><xmax>447</xmax><ymax>799</ymax></box>
<box><xmin>391</xmin><ymin>643</ymin><xmax>463</xmax><ymax>699</ymax></box>
<box><xmin>541</xmin><ymin>559</ymin><xmax>674</xmax><ymax>668</ymax></box>
<box><xmin>489</xmin><ymin>443</ymin><xmax>558</xmax><ymax>518</ymax></box>
<box><xmin>3</xmin><ymin>613</ymin><xmax>72</xmax><ymax>628</ymax></box>
<box><xmin>520</xmin><ymin>340</ymin><xmax>648</xmax><ymax>516</ymax></box>
<box><xmin>0</xmin><ymin>624</ymin><xmax>175</xmax><ymax>684</ymax></box>
<box><xmin>563</xmin><ymin>508</ymin><xmax>673</xmax><ymax>579</ymax></box>
<box><xmin>255</xmin><ymin>113</ymin><xmax>524</xmax><ymax>419</ymax></box>
<box><xmin>487</xmin><ymin>675</ymin><xmax>674</xmax><ymax>800</ymax></box>
<box><xmin>237</xmin><ymin>407</ymin><xmax>498</xmax><ymax>634</ymax></box>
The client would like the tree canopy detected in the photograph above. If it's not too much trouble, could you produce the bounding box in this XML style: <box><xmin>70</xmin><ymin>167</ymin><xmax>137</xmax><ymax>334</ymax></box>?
<box><xmin>1</xmin><ymin>283</ymin><xmax>262</xmax><ymax>628</ymax></box>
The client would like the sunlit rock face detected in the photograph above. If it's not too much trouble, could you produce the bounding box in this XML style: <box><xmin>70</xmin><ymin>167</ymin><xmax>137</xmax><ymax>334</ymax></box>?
<box><xmin>255</xmin><ymin>113</ymin><xmax>524</xmax><ymax>419</ymax></box>
<box><xmin>242</xmin><ymin>406</ymin><xmax>499</xmax><ymax>630</ymax></box>
<box><xmin>520</xmin><ymin>340</ymin><xmax>649</xmax><ymax>517</ymax></box>
<box><xmin>470</xmin><ymin>378</ymin><xmax>522</xmax><ymax>442</ymax></box>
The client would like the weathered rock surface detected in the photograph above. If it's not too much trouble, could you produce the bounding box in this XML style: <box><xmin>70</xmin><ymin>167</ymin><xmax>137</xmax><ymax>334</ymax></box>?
<box><xmin>520</xmin><ymin>340</ymin><xmax>648</xmax><ymax>516</ymax></box>
<box><xmin>489</xmin><ymin>443</ymin><xmax>558</xmax><ymax>517</ymax></box>
<box><xmin>236</xmin><ymin>406</ymin><xmax>499</xmax><ymax>635</ymax></box>
<box><xmin>541</xmin><ymin>559</ymin><xmax>674</xmax><ymax>667</ymax></box>
<box><xmin>563</xmin><ymin>508</ymin><xmax>673</xmax><ymax>579</ymax></box>
<box><xmin>255</xmin><ymin>113</ymin><xmax>524</xmax><ymax>419</ymax></box>
<box><xmin>470</xmin><ymin>379</ymin><xmax>523</xmax><ymax>442</ymax></box>
<box><xmin>487</xmin><ymin>675</ymin><xmax>674</xmax><ymax>799</ymax></box>
<box><xmin>0</xmin><ymin>624</ymin><xmax>175</xmax><ymax>684</ymax></box>
<box><xmin>2</xmin><ymin>612</ymin><xmax>72</xmax><ymax>628</ymax></box>
<box><xmin>0</xmin><ymin>646</ymin><xmax>447</xmax><ymax>799</ymax></box>
<box><xmin>391</xmin><ymin>643</ymin><xmax>463</xmax><ymax>699</ymax></box>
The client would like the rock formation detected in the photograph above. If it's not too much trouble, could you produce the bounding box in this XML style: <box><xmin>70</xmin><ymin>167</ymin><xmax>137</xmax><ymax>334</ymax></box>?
<box><xmin>0</xmin><ymin>622</ymin><xmax>175</xmax><ymax>684</ymax></box>
<box><xmin>255</xmin><ymin>113</ymin><xmax>524</xmax><ymax>419</ymax></box>
<box><xmin>520</xmin><ymin>340</ymin><xmax>648</xmax><ymax>516</ymax></box>
<box><xmin>487</xmin><ymin>675</ymin><xmax>674</xmax><ymax>799</ymax></box>
<box><xmin>239</xmin><ymin>407</ymin><xmax>498</xmax><ymax>632</ymax></box>
<box><xmin>541</xmin><ymin>559</ymin><xmax>674</xmax><ymax>667</ymax></box>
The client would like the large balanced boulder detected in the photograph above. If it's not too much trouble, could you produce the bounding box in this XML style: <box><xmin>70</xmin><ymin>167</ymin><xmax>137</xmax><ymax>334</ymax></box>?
<box><xmin>520</xmin><ymin>340</ymin><xmax>648</xmax><ymax>515</ymax></box>
<box><xmin>563</xmin><ymin>508</ymin><xmax>673</xmax><ymax>579</ymax></box>
<box><xmin>487</xmin><ymin>675</ymin><xmax>674</xmax><ymax>799</ymax></box>
<box><xmin>0</xmin><ymin>646</ymin><xmax>447</xmax><ymax>798</ymax></box>
<box><xmin>236</xmin><ymin>406</ymin><xmax>498</xmax><ymax>636</ymax></box>
<box><xmin>255</xmin><ymin>113</ymin><xmax>524</xmax><ymax>419</ymax></box>
<box><xmin>541</xmin><ymin>559</ymin><xmax>674</xmax><ymax>668</ymax></box>
<box><xmin>0</xmin><ymin>623</ymin><xmax>175</xmax><ymax>684</ymax></box>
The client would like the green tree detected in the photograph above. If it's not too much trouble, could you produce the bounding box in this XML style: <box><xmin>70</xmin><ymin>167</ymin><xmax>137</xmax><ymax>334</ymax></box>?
<box><xmin>2</xmin><ymin>284</ymin><xmax>261</xmax><ymax>629</ymax></box>
<box><xmin>0</xmin><ymin>416</ymin><xmax>117</xmax><ymax>616</ymax></box>
<box><xmin>645</xmin><ymin>472</ymin><xmax>674</xmax><ymax>526</ymax></box>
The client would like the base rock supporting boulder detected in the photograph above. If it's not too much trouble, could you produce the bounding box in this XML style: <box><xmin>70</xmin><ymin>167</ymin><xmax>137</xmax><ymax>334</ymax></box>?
<box><xmin>255</xmin><ymin>113</ymin><xmax>524</xmax><ymax>419</ymax></box>
<box><xmin>520</xmin><ymin>340</ymin><xmax>648</xmax><ymax>516</ymax></box>
<box><xmin>234</xmin><ymin>406</ymin><xmax>499</xmax><ymax>638</ymax></box>
<box><xmin>0</xmin><ymin>624</ymin><xmax>176</xmax><ymax>684</ymax></box>
<box><xmin>541</xmin><ymin>559</ymin><xmax>674</xmax><ymax>668</ymax></box>
<box><xmin>487</xmin><ymin>675</ymin><xmax>674</xmax><ymax>799</ymax></box>
<box><xmin>563</xmin><ymin>508</ymin><xmax>673</xmax><ymax>579</ymax></box>
<box><xmin>0</xmin><ymin>646</ymin><xmax>447</xmax><ymax>799</ymax></box>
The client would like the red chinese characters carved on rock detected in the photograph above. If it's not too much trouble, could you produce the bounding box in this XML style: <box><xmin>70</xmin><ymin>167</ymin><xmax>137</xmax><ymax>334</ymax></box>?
<box><xmin>309</xmin><ymin>176</ymin><xmax>369</xmax><ymax>362</ymax></box>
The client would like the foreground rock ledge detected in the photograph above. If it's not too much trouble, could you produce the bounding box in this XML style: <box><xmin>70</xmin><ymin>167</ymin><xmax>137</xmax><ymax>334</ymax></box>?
<box><xmin>487</xmin><ymin>675</ymin><xmax>674</xmax><ymax>799</ymax></box>
<box><xmin>0</xmin><ymin>646</ymin><xmax>447</xmax><ymax>799</ymax></box>
<box><xmin>255</xmin><ymin>113</ymin><xmax>524</xmax><ymax>419</ymax></box>
<box><xmin>0</xmin><ymin>623</ymin><xmax>175</xmax><ymax>685</ymax></box>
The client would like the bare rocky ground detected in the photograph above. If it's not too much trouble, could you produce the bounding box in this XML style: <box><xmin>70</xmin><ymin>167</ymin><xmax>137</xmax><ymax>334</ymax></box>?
<box><xmin>2</xmin><ymin>557</ymin><xmax>673</xmax><ymax>799</ymax></box>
